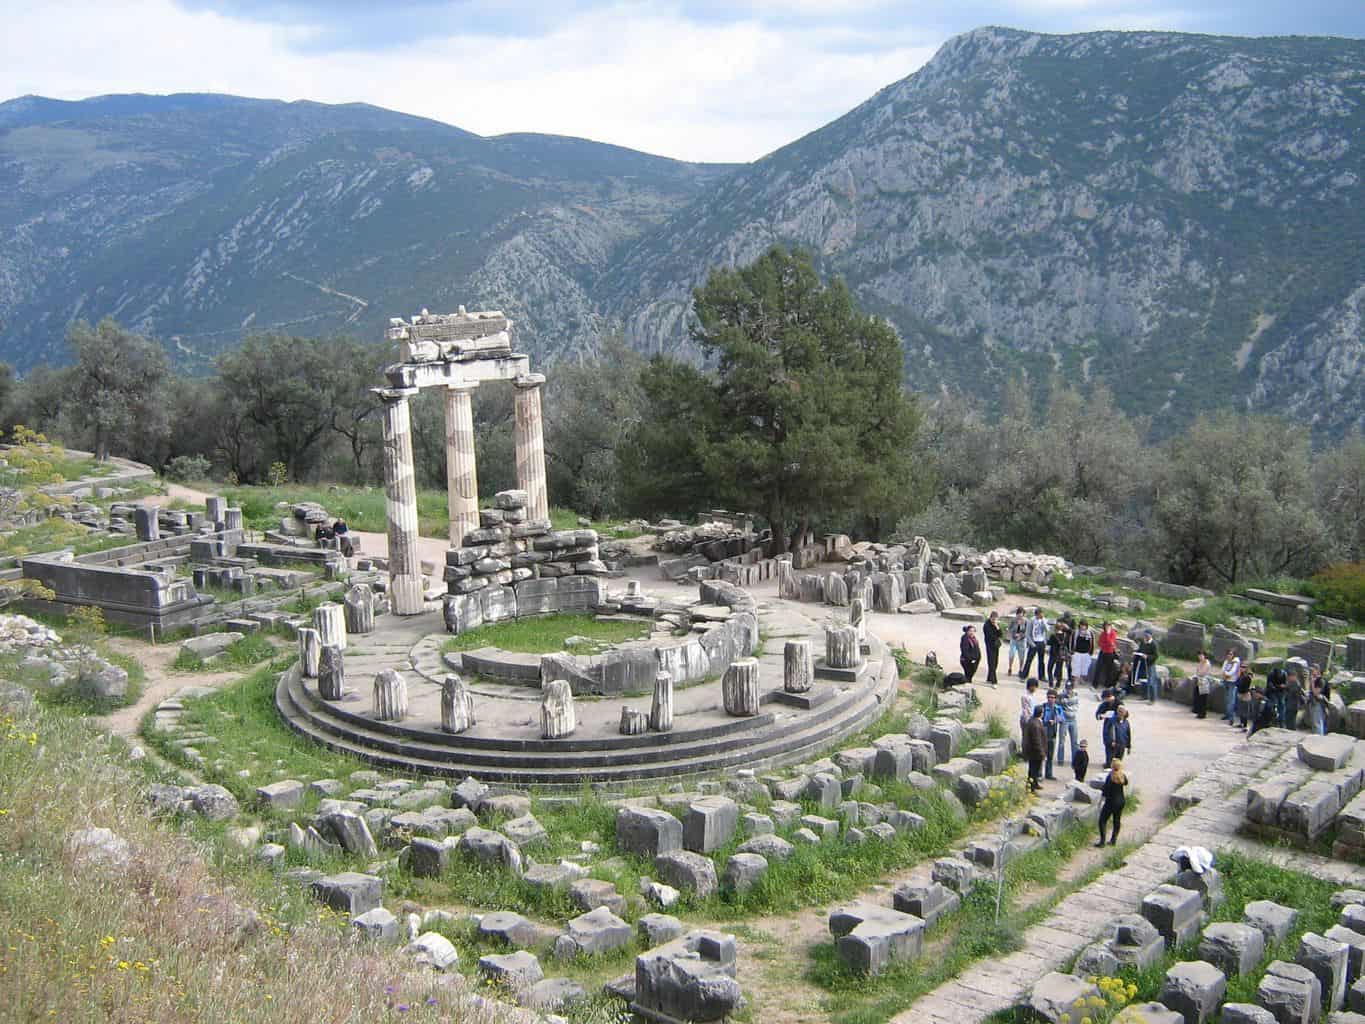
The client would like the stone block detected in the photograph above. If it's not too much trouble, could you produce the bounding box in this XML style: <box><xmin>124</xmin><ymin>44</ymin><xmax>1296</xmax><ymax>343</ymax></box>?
<box><xmin>1159</xmin><ymin>960</ymin><xmax>1227</xmax><ymax>1024</ymax></box>
<box><xmin>405</xmin><ymin>932</ymin><xmax>459</xmax><ymax>971</ymax></box>
<box><xmin>351</xmin><ymin>907</ymin><xmax>399</xmax><ymax>941</ymax></box>
<box><xmin>617</xmin><ymin>806</ymin><xmax>683</xmax><ymax>858</ymax></box>
<box><xmin>1221</xmin><ymin>1005</ymin><xmax>1277</xmax><ymax>1024</ymax></box>
<box><xmin>929</xmin><ymin>720</ymin><xmax>964</xmax><ymax>762</ymax></box>
<box><xmin>741</xmin><ymin>812</ymin><xmax>774</xmax><ymax>836</ymax></box>
<box><xmin>1027</xmin><ymin>973</ymin><xmax>1100</xmax><ymax>1023</ymax></box>
<box><xmin>1326</xmin><ymin>925</ymin><xmax>1365</xmax><ymax>987</ymax></box>
<box><xmin>804</xmin><ymin>772</ymin><xmax>842</xmax><ymax>811</ymax></box>
<box><xmin>801</xmin><ymin>814</ymin><xmax>840</xmax><ymax>841</ymax></box>
<box><xmin>737</xmin><ymin>834</ymin><xmax>794</xmax><ymax>861</ymax></box>
<box><xmin>457</xmin><ymin>826</ymin><xmax>524</xmax><ymax>875</ymax></box>
<box><xmin>631</xmin><ymin>928</ymin><xmax>740</xmax><ymax>1023</ymax></box>
<box><xmin>931</xmin><ymin>856</ymin><xmax>976</xmax><ymax>893</ymax></box>
<box><xmin>892</xmin><ymin>882</ymin><xmax>960</xmax><ymax>927</ymax></box>
<box><xmin>1143</xmin><ymin>884</ymin><xmax>1205</xmax><ymax>950</ymax></box>
<box><xmin>310</xmin><ymin>872</ymin><xmax>382</xmax><ymax>916</ymax></box>
<box><xmin>1260</xmin><ymin>960</ymin><xmax>1322</xmax><ymax>1024</ymax></box>
<box><xmin>654</xmin><ymin>850</ymin><xmax>718</xmax><ymax>899</ymax></box>
<box><xmin>1111</xmin><ymin>914</ymin><xmax>1167</xmax><ymax>970</ymax></box>
<box><xmin>684</xmin><ymin>796</ymin><xmax>739</xmax><ymax>854</ymax></box>
<box><xmin>1076</xmin><ymin>942</ymin><xmax>1121</xmax><ymax>977</ymax></box>
<box><xmin>769</xmin><ymin>800</ymin><xmax>802</xmax><ymax>827</ymax></box>
<box><xmin>255</xmin><ymin>779</ymin><xmax>305</xmax><ymax>810</ymax></box>
<box><xmin>1176</xmin><ymin>868</ymin><xmax>1225</xmax><ymax>911</ymax></box>
<box><xmin>1117</xmin><ymin>1004</ymin><xmax>1184</xmax><ymax>1024</ymax></box>
<box><xmin>1200</xmin><ymin>922</ymin><xmax>1266</xmax><ymax>978</ymax></box>
<box><xmin>561</xmin><ymin>906</ymin><xmax>632</xmax><ymax>957</ymax></box>
<box><xmin>722</xmin><ymin>853</ymin><xmax>768</xmax><ymax>895</ymax></box>
<box><xmin>1280</xmin><ymin>780</ymin><xmax>1343</xmax><ymax>839</ymax></box>
<box><xmin>569</xmin><ymin>878</ymin><xmax>626</xmax><ymax>916</ymax></box>
<box><xmin>1301</xmin><ymin>932</ymin><xmax>1351</xmax><ymax>1012</ymax></box>
<box><xmin>1246</xmin><ymin>900</ymin><xmax>1299</xmax><ymax>947</ymax></box>
<box><xmin>828</xmin><ymin>901</ymin><xmax>925</xmax><ymax>976</ymax></box>
<box><xmin>1300</xmin><ymin>735</ymin><xmax>1358</xmax><ymax>771</ymax></box>
<box><xmin>1248</xmin><ymin>776</ymin><xmax>1302</xmax><ymax>825</ymax></box>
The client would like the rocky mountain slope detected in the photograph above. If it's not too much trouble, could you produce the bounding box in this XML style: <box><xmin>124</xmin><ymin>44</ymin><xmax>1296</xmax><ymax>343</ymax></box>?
<box><xmin>606</xmin><ymin>28</ymin><xmax>1365</xmax><ymax>437</ymax></box>
<box><xmin>3</xmin><ymin>27</ymin><xmax>1364</xmax><ymax>436</ymax></box>
<box><xmin>0</xmin><ymin>93</ymin><xmax>731</xmax><ymax>368</ymax></box>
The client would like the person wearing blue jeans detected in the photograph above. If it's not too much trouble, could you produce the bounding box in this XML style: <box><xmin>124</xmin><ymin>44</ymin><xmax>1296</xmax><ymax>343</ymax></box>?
<box><xmin>1041</xmin><ymin>689</ymin><xmax>1068</xmax><ymax>780</ymax></box>
<box><xmin>1057</xmin><ymin>681</ymin><xmax>1081</xmax><ymax>766</ymax></box>
<box><xmin>1221</xmin><ymin>651</ymin><xmax>1241</xmax><ymax>725</ymax></box>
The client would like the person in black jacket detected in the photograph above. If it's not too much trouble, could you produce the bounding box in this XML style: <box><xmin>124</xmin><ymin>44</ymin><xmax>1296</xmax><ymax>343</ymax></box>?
<box><xmin>1072</xmin><ymin>739</ymin><xmax>1090</xmax><ymax>782</ymax></box>
<box><xmin>1095</xmin><ymin>759</ymin><xmax>1128</xmax><ymax>846</ymax></box>
<box><xmin>983</xmin><ymin>610</ymin><xmax>1002</xmax><ymax>687</ymax></box>
<box><xmin>1022</xmin><ymin>705</ymin><xmax>1047</xmax><ymax>792</ymax></box>
<box><xmin>959</xmin><ymin>625</ymin><xmax>981</xmax><ymax>684</ymax></box>
<box><xmin>1102</xmin><ymin>705</ymin><xmax>1132</xmax><ymax>768</ymax></box>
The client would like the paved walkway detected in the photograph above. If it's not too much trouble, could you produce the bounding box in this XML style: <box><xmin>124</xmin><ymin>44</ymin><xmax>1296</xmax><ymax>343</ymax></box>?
<box><xmin>896</xmin><ymin>727</ymin><xmax>1354</xmax><ymax>1024</ymax></box>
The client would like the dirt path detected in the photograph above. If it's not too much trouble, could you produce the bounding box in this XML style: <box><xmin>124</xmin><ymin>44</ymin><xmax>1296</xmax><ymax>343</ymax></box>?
<box><xmin>102</xmin><ymin>636</ymin><xmax>242</xmax><ymax>739</ymax></box>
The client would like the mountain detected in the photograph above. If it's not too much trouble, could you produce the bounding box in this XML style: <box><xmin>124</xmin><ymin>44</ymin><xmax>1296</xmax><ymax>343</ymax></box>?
<box><xmin>0</xmin><ymin>92</ymin><xmax>732</xmax><ymax>368</ymax></box>
<box><xmin>3</xmin><ymin>27</ymin><xmax>1365</xmax><ymax>437</ymax></box>
<box><xmin>604</xmin><ymin>27</ymin><xmax>1365</xmax><ymax>437</ymax></box>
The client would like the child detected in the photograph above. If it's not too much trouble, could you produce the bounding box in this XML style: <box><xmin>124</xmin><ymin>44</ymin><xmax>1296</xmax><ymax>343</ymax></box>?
<box><xmin>1073</xmin><ymin>739</ymin><xmax>1090</xmax><ymax>783</ymax></box>
<box><xmin>1095</xmin><ymin>758</ymin><xmax>1128</xmax><ymax>847</ymax></box>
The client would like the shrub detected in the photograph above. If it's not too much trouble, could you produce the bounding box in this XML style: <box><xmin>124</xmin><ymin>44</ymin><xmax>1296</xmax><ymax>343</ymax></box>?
<box><xmin>1310</xmin><ymin>563</ymin><xmax>1365</xmax><ymax>624</ymax></box>
<box><xmin>163</xmin><ymin>454</ymin><xmax>211</xmax><ymax>482</ymax></box>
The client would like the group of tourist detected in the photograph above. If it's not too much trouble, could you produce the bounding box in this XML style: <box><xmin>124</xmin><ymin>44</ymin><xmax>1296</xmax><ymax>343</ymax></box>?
<box><xmin>1189</xmin><ymin>648</ymin><xmax>1333</xmax><ymax>735</ymax></box>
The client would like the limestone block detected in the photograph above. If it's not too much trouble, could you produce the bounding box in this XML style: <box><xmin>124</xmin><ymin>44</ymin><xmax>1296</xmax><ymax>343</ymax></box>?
<box><xmin>451</xmin><ymin>776</ymin><xmax>489</xmax><ymax>812</ymax></box>
<box><xmin>737</xmin><ymin>834</ymin><xmax>794</xmax><ymax>861</ymax></box>
<box><xmin>1117</xmin><ymin>1004</ymin><xmax>1184</xmax><ymax>1024</ymax></box>
<box><xmin>255</xmin><ymin>779</ymin><xmax>305</xmax><ymax>810</ymax></box>
<box><xmin>1280</xmin><ymin>780</ymin><xmax>1342</xmax><ymax>839</ymax></box>
<box><xmin>569</xmin><ymin>878</ymin><xmax>626</xmax><ymax>916</ymax></box>
<box><xmin>1027</xmin><ymin>972</ymin><xmax>1101</xmax><ymax>1023</ymax></box>
<box><xmin>1221</xmin><ymin>1005</ymin><xmax>1277</xmax><ymax>1024</ymax></box>
<box><xmin>318</xmin><ymin>644</ymin><xmax>345</xmax><ymax>700</ymax></box>
<box><xmin>1260</xmin><ymin>960</ymin><xmax>1322</xmax><ymax>1024</ymax></box>
<box><xmin>457</xmin><ymin>826</ymin><xmax>524</xmax><ymax>876</ymax></box>
<box><xmin>638</xmin><ymin>913</ymin><xmax>685</xmax><ymax>947</ymax></box>
<box><xmin>1176</xmin><ymin>868</ymin><xmax>1225</xmax><ymax>911</ymax></box>
<box><xmin>1246</xmin><ymin>900</ymin><xmax>1300</xmax><ymax>947</ymax></box>
<box><xmin>722</xmin><ymin>852</ymin><xmax>768</xmax><ymax>894</ymax></box>
<box><xmin>479</xmin><ymin>911</ymin><xmax>545</xmax><ymax>948</ymax></box>
<box><xmin>617</xmin><ymin>807</ymin><xmax>683</xmax><ymax>859</ymax></box>
<box><xmin>931</xmin><ymin>856</ymin><xmax>976</xmax><ymax>894</ymax></box>
<box><xmin>828</xmin><ymin>901</ymin><xmax>925</xmax><ymax>976</ymax></box>
<box><xmin>1200</xmin><ymin>922</ymin><xmax>1267</xmax><ymax>978</ymax></box>
<box><xmin>721</xmin><ymin>658</ymin><xmax>760</xmax><ymax>716</ymax></box>
<box><xmin>1111</xmin><ymin>914</ymin><xmax>1167</xmax><ymax>970</ymax></box>
<box><xmin>1143</xmin><ymin>884</ymin><xmax>1205</xmax><ymax>950</ymax></box>
<box><xmin>1301</xmin><ymin>932</ymin><xmax>1352</xmax><ymax>1012</ymax></box>
<box><xmin>631</xmin><ymin>929</ymin><xmax>741</xmax><ymax>1023</ymax></box>
<box><xmin>352</xmin><ymin>907</ymin><xmax>399</xmax><ymax>942</ymax></box>
<box><xmin>929</xmin><ymin>719</ymin><xmax>965</xmax><ymax>763</ymax></box>
<box><xmin>801</xmin><ymin>814</ymin><xmax>840</xmax><ymax>841</ymax></box>
<box><xmin>478</xmin><ymin>950</ymin><xmax>543</xmax><ymax>992</ymax></box>
<box><xmin>297</xmin><ymin>627</ymin><xmax>321</xmax><ymax>677</ymax></box>
<box><xmin>654</xmin><ymin>850</ymin><xmax>718</xmax><ymax>899</ymax></box>
<box><xmin>1354</xmin><ymin>976</ymin><xmax>1365</xmax><ymax>1014</ymax></box>
<box><xmin>405</xmin><ymin>932</ymin><xmax>459</xmax><ymax>972</ymax></box>
<box><xmin>501</xmin><ymin>814</ymin><xmax>547</xmax><ymax>850</ymax></box>
<box><xmin>310</xmin><ymin>871</ymin><xmax>382</xmax><ymax>916</ymax></box>
<box><xmin>768</xmin><ymin>800</ymin><xmax>801</xmax><ymax>827</ymax></box>
<box><xmin>372</xmin><ymin>669</ymin><xmax>408</xmax><ymax>721</ymax></box>
<box><xmin>784</xmin><ymin>639</ymin><xmax>814</xmax><ymax>694</ymax></box>
<box><xmin>1247</xmin><ymin>776</ymin><xmax>1301</xmax><ymax>826</ymax></box>
<box><xmin>1326</xmin><ymin>925</ymin><xmax>1365</xmax><ymax>987</ymax></box>
<box><xmin>318</xmin><ymin>809</ymin><xmax>379</xmax><ymax>857</ymax></box>
<box><xmin>965</xmin><ymin>742</ymin><xmax>1010</xmax><ymax>775</ymax></box>
<box><xmin>1159</xmin><ymin>960</ymin><xmax>1227</xmax><ymax>1024</ymax></box>
<box><xmin>1300</xmin><ymin>734</ymin><xmax>1358</xmax><ymax>771</ymax></box>
<box><xmin>684</xmin><ymin>796</ymin><xmax>739</xmax><ymax>854</ymax></box>
<box><xmin>804</xmin><ymin>772</ymin><xmax>842</xmax><ymax>810</ymax></box>
<box><xmin>523</xmin><ymin>861</ymin><xmax>586</xmax><ymax>893</ymax></box>
<box><xmin>1077</xmin><ymin>942</ymin><xmax>1121</xmax><ymax>977</ymax></box>
<box><xmin>541</xmin><ymin>679</ymin><xmax>576</xmax><ymax>738</ymax></box>
<box><xmin>891</xmin><ymin>882</ymin><xmax>960</xmax><ymax>927</ymax></box>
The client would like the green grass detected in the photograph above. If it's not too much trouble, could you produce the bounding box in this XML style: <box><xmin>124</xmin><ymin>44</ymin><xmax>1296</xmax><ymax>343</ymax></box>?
<box><xmin>442</xmin><ymin>612</ymin><xmax>651</xmax><ymax>654</ymax></box>
<box><xmin>0</xmin><ymin>517</ymin><xmax>143</xmax><ymax>560</ymax></box>
<box><xmin>170</xmin><ymin>632</ymin><xmax>279</xmax><ymax>673</ymax></box>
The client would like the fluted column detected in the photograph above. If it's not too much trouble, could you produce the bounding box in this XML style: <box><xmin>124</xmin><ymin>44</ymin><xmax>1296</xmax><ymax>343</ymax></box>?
<box><xmin>444</xmin><ymin>384</ymin><xmax>479</xmax><ymax>545</ymax></box>
<box><xmin>378</xmin><ymin>386</ymin><xmax>424</xmax><ymax>615</ymax></box>
<box><xmin>513</xmin><ymin>373</ymin><xmax>549</xmax><ymax>522</ymax></box>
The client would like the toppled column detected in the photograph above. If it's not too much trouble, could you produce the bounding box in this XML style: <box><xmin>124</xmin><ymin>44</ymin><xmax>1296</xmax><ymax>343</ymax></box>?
<box><xmin>443</xmin><ymin>384</ymin><xmax>480</xmax><ymax>545</ymax></box>
<box><xmin>512</xmin><ymin>374</ymin><xmax>549</xmax><ymax>523</ymax></box>
<box><xmin>722</xmin><ymin>658</ymin><xmax>760</xmax><ymax>717</ymax></box>
<box><xmin>650</xmin><ymin>672</ymin><xmax>674</xmax><ymax>732</ymax></box>
<box><xmin>134</xmin><ymin>506</ymin><xmax>159</xmax><ymax>542</ymax></box>
<box><xmin>344</xmin><ymin>584</ymin><xmax>375</xmax><ymax>635</ymax></box>
<box><xmin>826</xmin><ymin>625</ymin><xmax>862</xmax><ymax>669</ymax></box>
<box><xmin>313</xmin><ymin>603</ymin><xmax>347</xmax><ymax>650</ymax></box>
<box><xmin>378</xmin><ymin>386</ymin><xmax>424</xmax><ymax>614</ymax></box>
<box><xmin>542</xmin><ymin>680</ymin><xmax>576</xmax><ymax>739</ymax></box>
<box><xmin>784</xmin><ymin>639</ymin><xmax>814</xmax><ymax>694</ymax></box>
<box><xmin>298</xmin><ymin>627</ymin><xmax>321</xmax><ymax>677</ymax></box>
<box><xmin>440</xmin><ymin>674</ymin><xmax>475</xmax><ymax>733</ymax></box>
<box><xmin>318</xmin><ymin>645</ymin><xmax>345</xmax><ymax>700</ymax></box>
<box><xmin>372</xmin><ymin>669</ymin><xmax>408</xmax><ymax>721</ymax></box>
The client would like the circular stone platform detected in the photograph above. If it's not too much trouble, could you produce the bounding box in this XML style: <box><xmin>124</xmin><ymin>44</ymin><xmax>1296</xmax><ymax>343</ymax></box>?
<box><xmin>275</xmin><ymin>591</ymin><xmax>896</xmax><ymax>789</ymax></box>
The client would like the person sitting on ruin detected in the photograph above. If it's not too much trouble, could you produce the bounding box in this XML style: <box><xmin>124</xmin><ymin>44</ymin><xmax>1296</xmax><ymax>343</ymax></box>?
<box><xmin>332</xmin><ymin>518</ymin><xmax>354</xmax><ymax>558</ymax></box>
<box><xmin>315</xmin><ymin>521</ymin><xmax>334</xmax><ymax>543</ymax></box>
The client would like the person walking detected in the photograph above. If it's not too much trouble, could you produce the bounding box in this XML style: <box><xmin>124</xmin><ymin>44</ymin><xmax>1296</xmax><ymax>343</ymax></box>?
<box><xmin>1021</xmin><ymin>608</ymin><xmax>1049</xmax><ymax>680</ymax></box>
<box><xmin>1265</xmin><ymin>661</ymin><xmax>1288</xmax><ymax>729</ymax></box>
<box><xmin>1095</xmin><ymin>758</ymin><xmax>1128</xmax><ymax>847</ymax></box>
<box><xmin>1042</xmin><ymin>688</ymin><xmax>1067</xmax><ymax>780</ymax></box>
<box><xmin>1071</xmin><ymin>619</ymin><xmax>1096</xmax><ymax>687</ymax></box>
<box><xmin>983</xmin><ymin>610</ymin><xmax>1002</xmax><ymax>687</ymax></box>
<box><xmin>1022</xmin><ymin>705</ymin><xmax>1047</xmax><ymax>793</ymax></box>
<box><xmin>1058</xmin><ymin>678</ymin><xmax>1081</xmax><ymax>766</ymax></box>
<box><xmin>959</xmin><ymin>625</ymin><xmax>982</xmax><ymax>684</ymax></box>
<box><xmin>1102</xmin><ymin>705</ymin><xmax>1132</xmax><ymax>768</ymax></box>
<box><xmin>1136</xmin><ymin>631</ymin><xmax>1160</xmax><ymax>704</ymax></box>
<box><xmin>1073</xmin><ymin>739</ymin><xmax>1090</xmax><ymax>783</ymax></box>
<box><xmin>1192</xmin><ymin>650</ymin><xmax>1212</xmax><ymax>719</ymax></box>
<box><xmin>1236</xmin><ymin>663</ymin><xmax>1254</xmax><ymax>730</ymax></box>
<box><xmin>1096</xmin><ymin>621</ymin><xmax>1120</xmax><ymax>691</ymax></box>
<box><xmin>1007</xmin><ymin>608</ymin><xmax>1028</xmax><ymax>678</ymax></box>
<box><xmin>1221</xmin><ymin>649</ymin><xmax>1242</xmax><ymax>726</ymax></box>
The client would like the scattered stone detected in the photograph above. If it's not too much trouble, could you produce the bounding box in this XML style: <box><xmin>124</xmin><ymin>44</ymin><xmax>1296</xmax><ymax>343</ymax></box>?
<box><xmin>736</xmin><ymin>833</ymin><xmax>794</xmax><ymax>861</ymax></box>
<box><xmin>405</xmin><ymin>932</ymin><xmax>459</xmax><ymax>971</ymax></box>
<box><xmin>829</xmin><ymin>901</ymin><xmax>926</xmax><ymax>976</ymax></box>
<box><xmin>310</xmin><ymin>872</ymin><xmax>383</xmax><ymax>916</ymax></box>
<box><xmin>638</xmin><ymin>913</ymin><xmax>685</xmax><ymax>946</ymax></box>
<box><xmin>559</xmin><ymin>906</ymin><xmax>632</xmax><ymax>957</ymax></box>
<box><xmin>722</xmin><ymin>853</ymin><xmax>768</xmax><ymax>895</ymax></box>
<box><xmin>479</xmin><ymin>950</ymin><xmax>544</xmax><ymax>991</ymax></box>
<box><xmin>352</xmin><ymin>907</ymin><xmax>399</xmax><ymax>941</ymax></box>
<box><xmin>1028</xmin><ymin>972</ymin><xmax>1101</xmax><ymax>1023</ymax></box>
<box><xmin>654</xmin><ymin>850</ymin><xmax>718</xmax><ymax>898</ymax></box>
<box><xmin>1246</xmin><ymin>900</ymin><xmax>1299</xmax><ymax>948</ymax></box>
<box><xmin>68</xmin><ymin>826</ymin><xmax>132</xmax><ymax>870</ymax></box>
<box><xmin>569</xmin><ymin>878</ymin><xmax>627</xmax><ymax>916</ymax></box>
<box><xmin>617</xmin><ymin>806</ymin><xmax>684</xmax><ymax>858</ymax></box>
<box><xmin>684</xmin><ymin>796</ymin><xmax>739</xmax><ymax>854</ymax></box>
<box><xmin>1200</xmin><ymin>923</ymin><xmax>1266</xmax><ymax>978</ymax></box>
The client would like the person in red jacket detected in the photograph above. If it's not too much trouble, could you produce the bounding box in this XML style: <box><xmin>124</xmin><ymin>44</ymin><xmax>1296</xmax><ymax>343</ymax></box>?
<box><xmin>1095</xmin><ymin>620</ymin><xmax>1120</xmax><ymax>690</ymax></box>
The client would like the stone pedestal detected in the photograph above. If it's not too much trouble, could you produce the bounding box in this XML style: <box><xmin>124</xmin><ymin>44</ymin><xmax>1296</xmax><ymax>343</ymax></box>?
<box><xmin>205</xmin><ymin>496</ymin><xmax>226</xmax><ymax>529</ymax></box>
<box><xmin>319</xmin><ymin>645</ymin><xmax>345</xmax><ymax>701</ymax></box>
<box><xmin>513</xmin><ymin>374</ymin><xmax>549</xmax><ymax>523</ymax></box>
<box><xmin>224</xmin><ymin>507</ymin><xmax>244</xmax><ymax>532</ymax></box>
<box><xmin>723</xmin><ymin>659</ymin><xmax>760</xmax><ymax>716</ymax></box>
<box><xmin>785</xmin><ymin>639</ymin><xmax>814</xmax><ymax>694</ymax></box>
<box><xmin>620</xmin><ymin>708</ymin><xmax>648</xmax><ymax>735</ymax></box>
<box><xmin>134</xmin><ymin>506</ymin><xmax>159</xmax><ymax>542</ymax></box>
<box><xmin>372</xmin><ymin>670</ymin><xmax>408</xmax><ymax>721</ymax></box>
<box><xmin>378</xmin><ymin>387</ymin><xmax>424</xmax><ymax>614</ymax></box>
<box><xmin>1349</xmin><ymin>635</ymin><xmax>1365</xmax><ymax>672</ymax></box>
<box><xmin>444</xmin><ymin>385</ymin><xmax>479</xmax><ymax>545</ymax></box>
<box><xmin>298</xmin><ymin>627</ymin><xmax>321</xmax><ymax>677</ymax></box>
<box><xmin>827</xmin><ymin>625</ymin><xmax>862</xmax><ymax>669</ymax></box>
<box><xmin>344</xmin><ymin>584</ymin><xmax>375</xmax><ymax>634</ymax></box>
<box><xmin>440</xmin><ymin>674</ymin><xmax>475</xmax><ymax>733</ymax></box>
<box><xmin>542</xmin><ymin>679</ymin><xmax>576</xmax><ymax>739</ymax></box>
<box><xmin>313</xmin><ymin>603</ymin><xmax>347</xmax><ymax>650</ymax></box>
<box><xmin>650</xmin><ymin>672</ymin><xmax>674</xmax><ymax>731</ymax></box>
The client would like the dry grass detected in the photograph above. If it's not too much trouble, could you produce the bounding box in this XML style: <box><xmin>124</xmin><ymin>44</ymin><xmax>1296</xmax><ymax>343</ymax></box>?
<box><xmin>0</xmin><ymin>697</ymin><xmax>523</xmax><ymax>1024</ymax></box>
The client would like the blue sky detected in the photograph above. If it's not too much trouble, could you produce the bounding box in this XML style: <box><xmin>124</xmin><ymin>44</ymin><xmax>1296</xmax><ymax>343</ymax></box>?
<box><xmin>3</xmin><ymin>1</ymin><xmax>1364</xmax><ymax>161</ymax></box>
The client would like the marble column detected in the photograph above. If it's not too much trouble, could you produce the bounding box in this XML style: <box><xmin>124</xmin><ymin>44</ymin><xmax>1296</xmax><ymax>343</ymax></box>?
<box><xmin>444</xmin><ymin>384</ymin><xmax>479</xmax><ymax>545</ymax></box>
<box><xmin>513</xmin><ymin>373</ymin><xmax>549</xmax><ymax>523</ymax></box>
<box><xmin>378</xmin><ymin>386</ymin><xmax>424</xmax><ymax>615</ymax></box>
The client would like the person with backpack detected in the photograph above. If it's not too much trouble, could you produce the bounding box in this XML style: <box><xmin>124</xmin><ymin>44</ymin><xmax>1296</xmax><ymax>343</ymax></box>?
<box><xmin>1095</xmin><ymin>759</ymin><xmax>1128</xmax><ymax>847</ymax></box>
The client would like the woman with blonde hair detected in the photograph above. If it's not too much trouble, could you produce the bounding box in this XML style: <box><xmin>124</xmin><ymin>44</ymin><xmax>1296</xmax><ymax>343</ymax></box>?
<box><xmin>1095</xmin><ymin>758</ymin><xmax>1128</xmax><ymax>847</ymax></box>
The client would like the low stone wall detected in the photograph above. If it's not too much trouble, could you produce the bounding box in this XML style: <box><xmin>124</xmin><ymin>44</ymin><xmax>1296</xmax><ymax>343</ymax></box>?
<box><xmin>442</xmin><ymin>574</ymin><xmax>609</xmax><ymax>638</ymax></box>
<box><xmin>21</xmin><ymin>553</ymin><xmax>211</xmax><ymax>628</ymax></box>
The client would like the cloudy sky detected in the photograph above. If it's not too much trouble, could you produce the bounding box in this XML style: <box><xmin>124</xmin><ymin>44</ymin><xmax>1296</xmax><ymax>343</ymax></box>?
<box><xmin>3</xmin><ymin>1</ymin><xmax>1364</xmax><ymax>162</ymax></box>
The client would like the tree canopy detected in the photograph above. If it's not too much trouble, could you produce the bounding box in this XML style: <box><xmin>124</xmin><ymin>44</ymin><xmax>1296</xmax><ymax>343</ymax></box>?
<box><xmin>68</xmin><ymin>318</ymin><xmax>171</xmax><ymax>461</ymax></box>
<box><xmin>624</xmin><ymin>246</ymin><xmax>922</xmax><ymax>551</ymax></box>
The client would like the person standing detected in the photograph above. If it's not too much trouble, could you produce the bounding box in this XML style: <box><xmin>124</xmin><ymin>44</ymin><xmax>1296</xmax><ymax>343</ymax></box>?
<box><xmin>1047</xmin><ymin>620</ymin><xmax>1071</xmax><ymax>686</ymax></box>
<box><xmin>1308</xmin><ymin>673</ymin><xmax>1330</xmax><ymax>735</ymax></box>
<box><xmin>1022</xmin><ymin>705</ymin><xmax>1047</xmax><ymax>793</ymax></box>
<box><xmin>1020</xmin><ymin>677</ymin><xmax>1042</xmax><ymax>733</ymax></box>
<box><xmin>1136</xmin><ymin>631</ymin><xmax>1160</xmax><ymax>704</ymax></box>
<box><xmin>1073</xmin><ymin>739</ymin><xmax>1090</xmax><ymax>782</ymax></box>
<box><xmin>1095</xmin><ymin>759</ymin><xmax>1128</xmax><ymax>847</ymax></box>
<box><xmin>1071</xmin><ymin>619</ymin><xmax>1095</xmax><ymax>687</ymax></box>
<box><xmin>1022</xmin><ymin>608</ymin><xmax>1049</xmax><ymax>680</ymax></box>
<box><xmin>1096</xmin><ymin>621</ymin><xmax>1120</xmax><ymax>691</ymax></box>
<box><xmin>1192</xmin><ymin>650</ymin><xmax>1212</xmax><ymax>719</ymax></box>
<box><xmin>1265</xmin><ymin>661</ymin><xmax>1288</xmax><ymax>729</ymax></box>
<box><xmin>1285</xmin><ymin>669</ymin><xmax>1305</xmax><ymax>730</ymax></box>
<box><xmin>1103</xmin><ymin>705</ymin><xmax>1132</xmax><ymax>768</ymax></box>
<box><xmin>1042</xmin><ymin>688</ymin><xmax>1067</xmax><ymax>780</ymax></box>
<box><xmin>1221</xmin><ymin>649</ymin><xmax>1242</xmax><ymax>726</ymax></box>
<box><xmin>959</xmin><ymin>625</ymin><xmax>982</xmax><ymax>684</ymax></box>
<box><xmin>982</xmin><ymin>610</ymin><xmax>1002</xmax><ymax>687</ymax></box>
<box><xmin>1007</xmin><ymin>608</ymin><xmax>1028</xmax><ymax>677</ymax></box>
<box><xmin>1058</xmin><ymin>678</ymin><xmax>1081</xmax><ymax>767</ymax></box>
<box><xmin>1236</xmin><ymin>663</ymin><xmax>1254</xmax><ymax>730</ymax></box>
